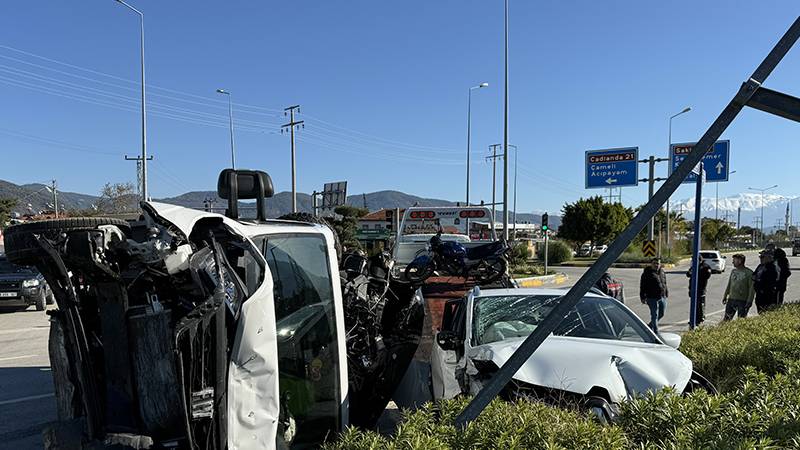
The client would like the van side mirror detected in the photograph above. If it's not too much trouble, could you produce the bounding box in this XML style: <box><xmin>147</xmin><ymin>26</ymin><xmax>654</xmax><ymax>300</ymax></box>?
<box><xmin>660</xmin><ymin>332</ymin><xmax>682</xmax><ymax>349</ymax></box>
<box><xmin>217</xmin><ymin>169</ymin><xmax>274</xmax><ymax>221</ymax></box>
<box><xmin>437</xmin><ymin>330</ymin><xmax>462</xmax><ymax>351</ymax></box>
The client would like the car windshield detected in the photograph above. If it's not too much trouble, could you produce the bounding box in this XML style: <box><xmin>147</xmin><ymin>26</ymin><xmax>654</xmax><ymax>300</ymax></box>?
<box><xmin>472</xmin><ymin>294</ymin><xmax>658</xmax><ymax>346</ymax></box>
<box><xmin>700</xmin><ymin>252</ymin><xmax>718</xmax><ymax>259</ymax></box>
<box><xmin>0</xmin><ymin>258</ymin><xmax>34</xmax><ymax>274</ymax></box>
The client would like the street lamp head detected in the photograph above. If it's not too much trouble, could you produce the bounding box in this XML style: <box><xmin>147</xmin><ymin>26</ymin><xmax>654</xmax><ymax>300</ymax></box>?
<box><xmin>480</xmin><ymin>82</ymin><xmax>489</xmax><ymax>88</ymax></box>
<box><xmin>681</xmin><ymin>107</ymin><xmax>691</xmax><ymax>113</ymax></box>
<box><xmin>216</xmin><ymin>89</ymin><xmax>229</xmax><ymax>94</ymax></box>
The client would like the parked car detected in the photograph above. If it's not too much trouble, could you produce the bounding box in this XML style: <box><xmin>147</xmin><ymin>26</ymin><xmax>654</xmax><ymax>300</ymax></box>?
<box><xmin>699</xmin><ymin>250</ymin><xmax>726</xmax><ymax>273</ymax></box>
<box><xmin>0</xmin><ymin>255</ymin><xmax>52</xmax><ymax>311</ymax></box>
<box><xmin>593</xmin><ymin>244</ymin><xmax>608</xmax><ymax>256</ymax></box>
<box><xmin>430</xmin><ymin>288</ymin><xmax>714</xmax><ymax>423</ymax></box>
<box><xmin>577</xmin><ymin>243</ymin><xmax>592</xmax><ymax>257</ymax></box>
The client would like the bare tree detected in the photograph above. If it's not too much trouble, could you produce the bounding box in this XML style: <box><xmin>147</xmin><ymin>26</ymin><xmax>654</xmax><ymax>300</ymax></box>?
<box><xmin>97</xmin><ymin>182</ymin><xmax>139</xmax><ymax>214</ymax></box>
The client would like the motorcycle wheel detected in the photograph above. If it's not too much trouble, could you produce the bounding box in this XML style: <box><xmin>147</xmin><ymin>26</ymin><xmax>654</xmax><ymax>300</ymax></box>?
<box><xmin>405</xmin><ymin>260</ymin><xmax>435</xmax><ymax>284</ymax></box>
<box><xmin>475</xmin><ymin>258</ymin><xmax>507</xmax><ymax>285</ymax></box>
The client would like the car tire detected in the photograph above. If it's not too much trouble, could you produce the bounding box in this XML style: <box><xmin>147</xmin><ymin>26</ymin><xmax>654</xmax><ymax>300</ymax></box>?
<box><xmin>4</xmin><ymin>218</ymin><xmax>131</xmax><ymax>266</ymax></box>
<box><xmin>584</xmin><ymin>396</ymin><xmax>617</xmax><ymax>424</ymax></box>
<box><xmin>46</xmin><ymin>291</ymin><xmax>55</xmax><ymax>305</ymax></box>
<box><xmin>34</xmin><ymin>292</ymin><xmax>46</xmax><ymax>311</ymax></box>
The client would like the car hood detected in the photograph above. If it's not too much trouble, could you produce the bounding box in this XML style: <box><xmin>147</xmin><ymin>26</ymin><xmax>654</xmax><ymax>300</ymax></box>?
<box><xmin>468</xmin><ymin>335</ymin><xmax>693</xmax><ymax>402</ymax></box>
<box><xmin>0</xmin><ymin>272</ymin><xmax>36</xmax><ymax>281</ymax></box>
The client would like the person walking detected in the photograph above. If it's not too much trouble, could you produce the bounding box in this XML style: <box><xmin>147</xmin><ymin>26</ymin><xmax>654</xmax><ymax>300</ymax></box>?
<box><xmin>774</xmin><ymin>248</ymin><xmax>792</xmax><ymax>305</ymax></box>
<box><xmin>722</xmin><ymin>254</ymin><xmax>755</xmax><ymax>320</ymax></box>
<box><xmin>640</xmin><ymin>258</ymin><xmax>668</xmax><ymax>334</ymax></box>
<box><xmin>686</xmin><ymin>256</ymin><xmax>712</xmax><ymax>325</ymax></box>
<box><xmin>753</xmin><ymin>249</ymin><xmax>780</xmax><ymax>314</ymax></box>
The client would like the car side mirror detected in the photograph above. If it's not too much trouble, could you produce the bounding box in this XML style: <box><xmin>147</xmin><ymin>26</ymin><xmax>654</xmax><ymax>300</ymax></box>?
<box><xmin>660</xmin><ymin>332</ymin><xmax>682</xmax><ymax>349</ymax></box>
<box><xmin>437</xmin><ymin>330</ymin><xmax>461</xmax><ymax>351</ymax></box>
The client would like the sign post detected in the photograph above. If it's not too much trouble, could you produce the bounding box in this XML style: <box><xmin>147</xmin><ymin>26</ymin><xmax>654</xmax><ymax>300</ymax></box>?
<box><xmin>689</xmin><ymin>163</ymin><xmax>705</xmax><ymax>330</ymax></box>
<box><xmin>585</xmin><ymin>147</ymin><xmax>639</xmax><ymax>189</ymax></box>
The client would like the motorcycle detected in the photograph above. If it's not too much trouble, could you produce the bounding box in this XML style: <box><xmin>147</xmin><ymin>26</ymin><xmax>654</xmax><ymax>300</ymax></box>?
<box><xmin>404</xmin><ymin>229</ymin><xmax>509</xmax><ymax>284</ymax></box>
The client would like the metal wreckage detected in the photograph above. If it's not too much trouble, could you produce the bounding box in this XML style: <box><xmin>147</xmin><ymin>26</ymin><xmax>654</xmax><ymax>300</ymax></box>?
<box><xmin>4</xmin><ymin>170</ymin><xmax>425</xmax><ymax>449</ymax></box>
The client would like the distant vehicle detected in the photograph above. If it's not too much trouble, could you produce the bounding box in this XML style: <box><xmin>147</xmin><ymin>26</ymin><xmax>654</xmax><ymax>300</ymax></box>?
<box><xmin>430</xmin><ymin>288</ymin><xmax>715</xmax><ymax>423</ymax></box>
<box><xmin>793</xmin><ymin>238</ymin><xmax>800</xmax><ymax>257</ymax></box>
<box><xmin>700</xmin><ymin>250</ymin><xmax>727</xmax><ymax>273</ymax></box>
<box><xmin>0</xmin><ymin>255</ymin><xmax>52</xmax><ymax>311</ymax></box>
<box><xmin>593</xmin><ymin>245</ymin><xmax>608</xmax><ymax>256</ymax></box>
<box><xmin>577</xmin><ymin>243</ymin><xmax>592</xmax><ymax>257</ymax></box>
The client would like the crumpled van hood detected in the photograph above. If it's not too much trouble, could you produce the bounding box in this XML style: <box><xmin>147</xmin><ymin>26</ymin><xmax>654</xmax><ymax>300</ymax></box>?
<box><xmin>468</xmin><ymin>335</ymin><xmax>693</xmax><ymax>403</ymax></box>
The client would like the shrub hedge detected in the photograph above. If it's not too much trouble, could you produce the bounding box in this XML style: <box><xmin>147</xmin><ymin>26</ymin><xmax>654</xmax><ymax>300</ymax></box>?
<box><xmin>537</xmin><ymin>240</ymin><xmax>573</xmax><ymax>265</ymax></box>
<box><xmin>325</xmin><ymin>305</ymin><xmax>800</xmax><ymax>449</ymax></box>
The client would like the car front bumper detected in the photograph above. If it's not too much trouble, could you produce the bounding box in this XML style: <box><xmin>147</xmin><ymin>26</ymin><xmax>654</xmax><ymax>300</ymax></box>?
<box><xmin>0</xmin><ymin>286</ymin><xmax>42</xmax><ymax>307</ymax></box>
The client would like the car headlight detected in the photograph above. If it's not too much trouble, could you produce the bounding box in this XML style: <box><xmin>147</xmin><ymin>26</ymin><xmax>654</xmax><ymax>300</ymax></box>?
<box><xmin>22</xmin><ymin>279</ymin><xmax>41</xmax><ymax>288</ymax></box>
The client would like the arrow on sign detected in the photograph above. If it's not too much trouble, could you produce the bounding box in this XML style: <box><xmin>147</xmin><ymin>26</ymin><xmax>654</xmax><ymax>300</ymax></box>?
<box><xmin>715</xmin><ymin>161</ymin><xmax>724</xmax><ymax>175</ymax></box>
<box><xmin>605</xmin><ymin>178</ymin><xmax>617</xmax><ymax>185</ymax></box>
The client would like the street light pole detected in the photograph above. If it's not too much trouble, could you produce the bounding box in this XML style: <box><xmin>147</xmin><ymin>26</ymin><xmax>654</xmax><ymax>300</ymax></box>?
<box><xmin>502</xmin><ymin>0</ymin><xmax>510</xmax><ymax>240</ymax></box>
<box><xmin>216</xmin><ymin>89</ymin><xmax>236</xmax><ymax>168</ymax></box>
<box><xmin>666</xmin><ymin>106</ymin><xmax>691</xmax><ymax>256</ymax></box>
<box><xmin>466</xmin><ymin>83</ymin><xmax>489</xmax><ymax>207</ymax></box>
<box><xmin>114</xmin><ymin>0</ymin><xmax>148</xmax><ymax>201</ymax></box>
<box><xmin>749</xmin><ymin>184</ymin><xmax>778</xmax><ymax>246</ymax></box>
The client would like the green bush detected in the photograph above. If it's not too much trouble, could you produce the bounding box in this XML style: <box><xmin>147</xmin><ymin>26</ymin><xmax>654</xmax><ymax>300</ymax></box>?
<box><xmin>324</xmin><ymin>398</ymin><xmax>629</xmax><ymax>450</ymax></box>
<box><xmin>619</xmin><ymin>363</ymin><xmax>800</xmax><ymax>449</ymax></box>
<box><xmin>538</xmin><ymin>240</ymin><xmax>573</xmax><ymax>265</ymax></box>
<box><xmin>679</xmin><ymin>304</ymin><xmax>800</xmax><ymax>392</ymax></box>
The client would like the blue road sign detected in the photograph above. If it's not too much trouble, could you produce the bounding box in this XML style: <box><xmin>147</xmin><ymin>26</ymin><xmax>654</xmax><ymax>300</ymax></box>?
<box><xmin>670</xmin><ymin>140</ymin><xmax>730</xmax><ymax>184</ymax></box>
<box><xmin>585</xmin><ymin>147</ymin><xmax>639</xmax><ymax>189</ymax></box>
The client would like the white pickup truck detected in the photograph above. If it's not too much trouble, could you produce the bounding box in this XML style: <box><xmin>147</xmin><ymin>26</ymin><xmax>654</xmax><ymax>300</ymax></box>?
<box><xmin>4</xmin><ymin>169</ymin><xmax>423</xmax><ymax>450</ymax></box>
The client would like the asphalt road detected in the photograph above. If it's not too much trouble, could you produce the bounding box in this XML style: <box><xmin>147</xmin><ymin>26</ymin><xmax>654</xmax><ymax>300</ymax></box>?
<box><xmin>0</xmin><ymin>304</ymin><xmax>56</xmax><ymax>449</ymax></box>
<box><xmin>559</xmin><ymin>250</ymin><xmax>800</xmax><ymax>333</ymax></box>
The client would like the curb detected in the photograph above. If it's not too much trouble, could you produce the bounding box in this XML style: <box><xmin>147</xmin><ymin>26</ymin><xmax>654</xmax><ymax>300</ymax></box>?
<box><xmin>514</xmin><ymin>273</ymin><xmax>569</xmax><ymax>288</ymax></box>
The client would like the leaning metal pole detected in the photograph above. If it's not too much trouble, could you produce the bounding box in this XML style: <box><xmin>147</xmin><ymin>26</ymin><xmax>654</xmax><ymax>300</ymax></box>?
<box><xmin>454</xmin><ymin>16</ymin><xmax>800</xmax><ymax>428</ymax></box>
<box><xmin>689</xmin><ymin>163</ymin><xmax>704</xmax><ymax>330</ymax></box>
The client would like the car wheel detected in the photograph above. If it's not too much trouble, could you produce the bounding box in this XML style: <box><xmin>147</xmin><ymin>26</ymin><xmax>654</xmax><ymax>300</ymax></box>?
<box><xmin>34</xmin><ymin>292</ymin><xmax>46</xmax><ymax>311</ymax></box>
<box><xmin>46</xmin><ymin>292</ymin><xmax>55</xmax><ymax>305</ymax></box>
<box><xmin>584</xmin><ymin>396</ymin><xmax>617</xmax><ymax>424</ymax></box>
<box><xmin>4</xmin><ymin>217</ymin><xmax>131</xmax><ymax>266</ymax></box>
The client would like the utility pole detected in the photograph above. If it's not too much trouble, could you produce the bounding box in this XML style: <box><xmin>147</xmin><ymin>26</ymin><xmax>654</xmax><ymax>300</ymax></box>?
<box><xmin>737</xmin><ymin>206</ymin><xmax>741</xmax><ymax>229</ymax></box>
<box><xmin>51</xmin><ymin>179</ymin><xmax>59</xmax><ymax>218</ymax></box>
<box><xmin>638</xmin><ymin>155</ymin><xmax>668</xmax><ymax>241</ymax></box>
<box><xmin>125</xmin><ymin>154</ymin><xmax>153</xmax><ymax>201</ymax></box>
<box><xmin>114</xmin><ymin>0</ymin><xmax>149</xmax><ymax>201</ymax></box>
<box><xmin>502</xmin><ymin>0</ymin><xmax>510</xmax><ymax>241</ymax></box>
<box><xmin>362</xmin><ymin>193</ymin><xmax>368</xmax><ymax>210</ymax></box>
<box><xmin>281</xmin><ymin>105</ymin><xmax>304</xmax><ymax>213</ymax></box>
<box><xmin>487</xmin><ymin>144</ymin><xmax>503</xmax><ymax>224</ymax></box>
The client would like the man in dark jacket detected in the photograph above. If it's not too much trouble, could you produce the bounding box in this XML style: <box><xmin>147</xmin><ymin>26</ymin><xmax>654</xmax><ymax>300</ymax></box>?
<box><xmin>640</xmin><ymin>258</ymin><xmax>668</xmax><ymax>334</ymax></box>
<box><xmin>774</xmin><ymin>248</ymin><xmax>792</xmax><ymax>305</ymax></box>
<box><xmin>754</xmin><ymin>249</ymin><xmax>780</xmax><ymax>314</ymax></box>
<box><xmin>686</xmin><ymin>256</ymin><xmax>712</xmax><ymax>325</ymax></box>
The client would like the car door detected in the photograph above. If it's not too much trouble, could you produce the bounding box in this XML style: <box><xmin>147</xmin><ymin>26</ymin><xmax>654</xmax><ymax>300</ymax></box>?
<box><xmin>431</xmin><ymin>297</ymin><xmax>467</xmax><ymax>399</ymax></box>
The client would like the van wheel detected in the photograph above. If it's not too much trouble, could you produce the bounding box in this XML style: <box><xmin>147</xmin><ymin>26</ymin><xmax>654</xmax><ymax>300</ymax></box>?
<box><xmin>4</xmin><ymin>218</ymin><xmax>131</xmax><ymax>266</ymax></box>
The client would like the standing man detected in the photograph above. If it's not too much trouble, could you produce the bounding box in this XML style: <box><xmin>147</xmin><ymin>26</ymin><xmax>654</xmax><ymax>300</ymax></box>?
<box><xmin>686</xmin><ymin>256</ymin><xmax>712</xmax><ymax>325</ymax></box>
<box><xmin>722</xmin><ymin>254</ymin><xmax>755</xmax><ymax>320</ymax></box>
<box><xmin>774</xmin><ymin>248</ymin><xmax>792</xmax><ymax>305</ymax></box>
<box><xmin>753</xmin><ymin>249</ymin><xmax>780</xmax><ymax>314</ymax></box>
<box><xmin>640</xmin><ymin>258</ymin><xmax>669</xmax><ymax>334</ymax></box>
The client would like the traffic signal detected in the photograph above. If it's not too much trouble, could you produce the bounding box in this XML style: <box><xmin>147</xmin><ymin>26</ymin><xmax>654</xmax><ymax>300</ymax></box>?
<box><xmin>541</xmin><ymin>213</ymin><xmax>549</xmax><ymax>232</ymax></box>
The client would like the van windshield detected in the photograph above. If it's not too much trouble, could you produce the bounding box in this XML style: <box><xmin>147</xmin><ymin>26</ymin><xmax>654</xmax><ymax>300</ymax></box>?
<box><xmin>401</xmin><ymin>208</ymin><xmax>495</xmax><ymax>241</ymax></box>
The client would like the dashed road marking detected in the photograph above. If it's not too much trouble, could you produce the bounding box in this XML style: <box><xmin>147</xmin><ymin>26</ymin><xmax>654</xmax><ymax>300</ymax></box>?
<box><xmin>0</xmin><ymin>393</ymin><xmax>54</xmax><ymax>406</ymax></box>
<box><xmin>0</xmin><ymin>354</ymin><xmax>37</xmax><ymax>362</ymax></box>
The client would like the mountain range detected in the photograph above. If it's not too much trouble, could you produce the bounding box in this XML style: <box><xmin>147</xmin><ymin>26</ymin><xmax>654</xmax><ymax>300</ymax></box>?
<box><xmin>671</xmin><ymin>192</ymin><xmax>799</xmax><ymax>231</ymax></box>
<box><xmin>1</xmin><ymin>180</ymin><xmax>559</xmax><ymax>228</ymax></box>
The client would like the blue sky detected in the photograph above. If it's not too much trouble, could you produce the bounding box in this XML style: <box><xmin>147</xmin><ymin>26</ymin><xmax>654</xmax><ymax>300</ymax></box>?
<box><xmin>1</xmin><ymin>1</ymin><xmax>799</xmax><ymax>215</ymax></box>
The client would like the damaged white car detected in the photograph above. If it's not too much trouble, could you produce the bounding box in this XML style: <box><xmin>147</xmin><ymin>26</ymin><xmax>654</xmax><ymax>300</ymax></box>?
<box><xmin>431</xmin><ymin>288</ymin><xmax>715</xmax><ymax>422</ymax></box>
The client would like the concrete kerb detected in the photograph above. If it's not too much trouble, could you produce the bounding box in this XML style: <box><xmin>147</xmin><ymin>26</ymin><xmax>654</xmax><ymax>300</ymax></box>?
<box><xmin>514</xmin><ymin>273</ymin><xmax>569</xmax><ymax>288</ymax></box>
